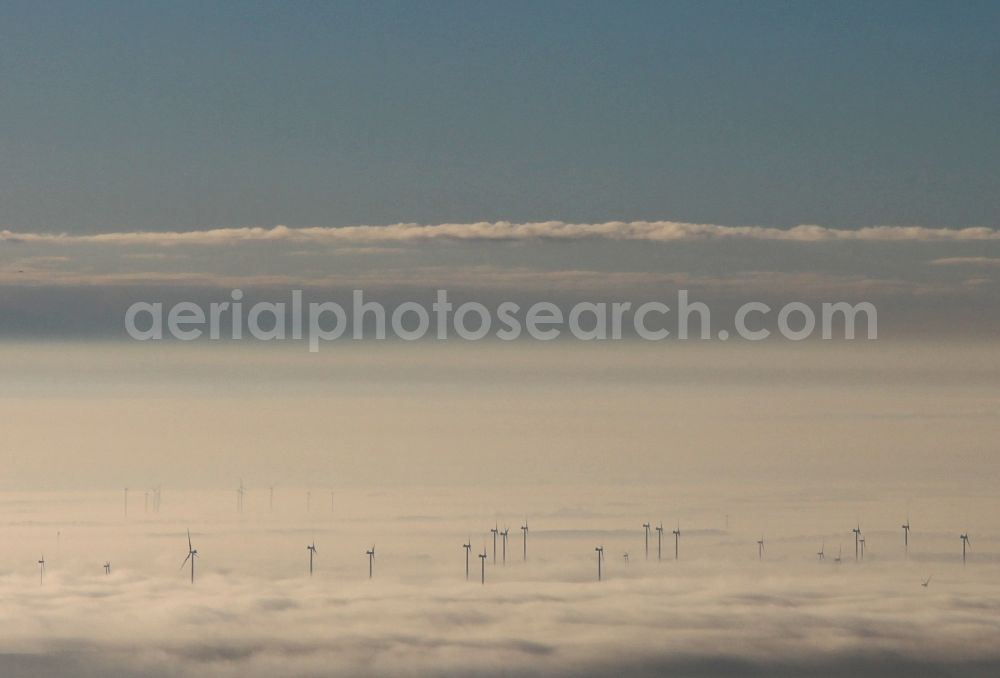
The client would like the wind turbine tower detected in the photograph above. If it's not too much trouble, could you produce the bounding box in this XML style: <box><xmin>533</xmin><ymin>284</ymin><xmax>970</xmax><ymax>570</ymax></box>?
<box><xmin>479</xmin><ymin>547</ymin><xmax>487</xmax><ymax>584</ymax></box>
<box><xmin>366</xmin><ymin>545</ymin><xmax>375</xmax><ymax>578</ymax></box>
<box><xmin>642</xmin><ymin>523</ymin><xmax>650</xmax><ymax>560</ymax></box>
<box><xmin>307</xmin><ymin>542</ymin><xmax>317</xmax><ymax>576</ymax></box>
<box><xmin>852</xmin><ymin>525</ymin><xmax>862</xmax><ymax>561</ymax></box>
<box><xmin>961</xmin><ymin>533</ymin><xmax>971</xmax><ymax>564</ymax></box>
<box><xmin>595</xmin><ymin>546</ymin><xmax>605</xmax><ymax>580</ymax></box>
<box><xmin>655</xmin><ymin>523</ymin><xmax>663</xmax><ymax>560</ymax></box>
<box><xmin>463</xmin><ymin>540</ymin><xmax>472</xmax><ymax>580</ymax></box>
<box><xmin>673</xmin><ymin>523</ymin><xmax>681</xmax><ymax>560</ymax></box>
<box><xmin>181</xmin><ymin>530</ymin><xmax>198</xmax><ymax>584</ymax></box>
<box><xmin>521</xmin><ymin>522</ymin><xmax>528</xmax><ymax>561</ymax></box>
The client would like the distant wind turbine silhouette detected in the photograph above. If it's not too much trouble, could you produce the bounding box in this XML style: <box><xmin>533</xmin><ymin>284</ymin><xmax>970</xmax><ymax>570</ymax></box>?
<box><xmin>655</xmin><ymin>523</ymin><xmax>664</xmax><ymax>560</ymax></box>
<box><xmin>180</xmin><ymin>529</ymin><xmax>198</xmax><ymax>583</ymax></box>
<box><xmin>595</xmin><ymin>546</ymin><xmax>605</xmax><ymax>580</ymax></box>
<box><xmin>500</xmin><ymin>527</ymin><xmax>509</xmax><ymax>565</ymax></box>
<box><xmin>479</xmin><ymin>546</ymin><xmax>487</xmax><ymax>584</ymax></box>
<box><xmin>237</xmin><ymin>479</ymin><xmax>245</xmax><ymax>513</ymax></box>
<box><xmin>859</xmin><ymin>536</ymin><xmax>866</xmax><ymax>560</ymax></box>
<box><xmin>902</xmin><ymin>517</ymin><xmax>910</xmax><ymax>555</ymax></box>
<box><xmin>104</xmin><ymin>561</ymin><xmax>111</xmax><ymax>575</ymax></box>
<box><xmin>38</xmin><ymin>555</ymin><xmax>45</xmax><ymax>584</ymax></box>
<box><xmin>817</xmin><ymin>542</ymin><xmax>825</xmax><ymax>560</ymax></box>
<box><xmin>366</xmin><ymin>544</ymin><xmax>375</xmax><ymax>578</ymax></box>
<box><xmin>961</xmin><ymin>533</ymin><xmax>970</xmax><ymax>564</ymax></box>
<box><xmin>521</xmin><ymin>522</ymin><xmax>528</xmax><ymax>561</ymax></box>
<box><xmin>490</xmin><ymin>525</ymin><xmax>499</xmax><ymax>565</ymax></box>
<box><xmin>642</xmin><ymin>523</ymin><xmax>650</xmax><ymax>560</ymax></box>
<box><xmin>757</xmin><ymin>536</ymin><xmax>765</xmax><ymax>561</ymax></box>
<box><xmin>922</xmin><ymin>575</ymin><xmax>932</xmax><ymax>587</ymax></box>
<box><xmin>852</xmin><ymin>524</ymin><xmax>862</xmax><ymax>561</ymax></box>
<box><xmin>307</xmin><ymin>541</ymin><xmax>317</xmax><ymax>576</ymax></box>
<box><xmin>463</xmin><ymin>540</ymin><xmax>472</xmax><ymax>580</ymax></box>
<box><xmin>623</xmin><ymin>551</ymin><xmax>630</xmax><ymax>567</ymax></box>
<box><xmin>673</xmin><ymin>523</ymin><xmax>681</xmax><ymax>560</ymax></box>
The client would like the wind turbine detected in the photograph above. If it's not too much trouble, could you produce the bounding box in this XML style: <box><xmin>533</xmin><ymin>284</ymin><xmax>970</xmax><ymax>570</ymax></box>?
<box><xmin>623</xmin><ymin>551</ymin><xmax>630</xmax><ymax>567</ymax></box>
<box><xmin>236</xmin><ymin>479</ymin><xmax>245</xmax><ymax>513</ymax></box>
<box><xmin>366</xmin><ymin>544</ymin><xmax>375</xmax><ymax>578</ymax></box>
<box><xmin>834</xmin><ymin>545</ymin><xmax>842</xmax><ymax>564</ymax></box>
<box><xmin>902</xmin><ymin>517</ymin><xmax>910</xmax><ymax>555</ymax></box>
<box><xmin>961</xmin><ymin>533</ymin><xmax>970</xmax><ymax>564</ymax></box>
<box><xmin>307</xmin><ymin>542</ymin><xmax>317</xmax><ymax>576</ymax></box>
<box><xmin>817</xmin><ymin>542</ymin><xmax>825</xmax><ymax>560</ymax></box>
<box><xmin>595</xmin><ymin>546</ymin><xmax>605</xmax><ymax>580</ymax></box>
<box><xmin>642</xmin><ymin>523</ymin><xmax>650</xmax><ymax>560</ymax></box>
<box><xmin>500</xmin><ymin>527</ymin><xmax>509</xmax><ymax>565</ymax></box>
<box><xmin>104</xmin><ymin>561</ymin><xmax>111</xmax><ymax>575</ymax></box>
<box><xmin>180</xmin><ymin>529</ymin><xmax>198</xmax><ymax>583</ymax></box>
<box><xmin>859</xmin><ymin>537</ymin><xmax>866</xmax><ymax>560</ymax></box>
<box><xmin>521</xmin><ymin>522</ymin><xmax>528</xmax><ymax>561</ymax></box>
<box><xmin>479</xmin><ymin>547</ymin><xmax>487</xmax><ymax>584</ymax></box>
<box><xmin>757</xmin><ymin>536</ymin><xmax>765</xmax><ymax>561</ymax></box>
<box><xmin>655</xmin><ymin>523</ymin><xmax>664</xmax><ymax>560</ymax></box>
<box><xmin>490</xmin><ymin>525</ymin><xmax>499</xmax><ymax>564</ymax></box>
<box><xmin>673</xmin><ymin>523</ymin><xmax>681</xmax><ymax>560</ymax></box>
<box><xmin>463</xmin><ymin>540</ymin><xmax>472</xmax><ymax>580</ymax></box>
<box><xmin>922</xmin><ymin>575</ymin><xmax>932</xmax><ymax>587</ymax></box>
<box><xmin>38</xmin><ymin>555</ymin><xmax>45</xmax><ymax>584</ymax></box>
<box><xmin>852</xmin><ymin>524</ymin><xmax>862</xmax><ymax>561</ymax></box>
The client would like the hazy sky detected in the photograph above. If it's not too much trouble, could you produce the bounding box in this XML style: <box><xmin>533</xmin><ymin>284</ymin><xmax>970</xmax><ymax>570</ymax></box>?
<box><xmin>1</xmin><ymin>1</ymin><xmax>998</xmax><ymax>231</ymax></box>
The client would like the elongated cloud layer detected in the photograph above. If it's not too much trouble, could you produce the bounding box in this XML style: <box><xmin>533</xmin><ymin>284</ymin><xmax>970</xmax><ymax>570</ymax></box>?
<box><xmin>2</xmin><ymin>221</ymin><xmax>999</xmax><ymax>246</ymax></box>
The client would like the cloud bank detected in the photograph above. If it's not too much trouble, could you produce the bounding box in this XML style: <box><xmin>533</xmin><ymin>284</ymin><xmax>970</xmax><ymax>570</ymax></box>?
<box><xmin>2</xmin><ymin>221</ymin><xmax>999</xmax><ymax>247</ymax></box>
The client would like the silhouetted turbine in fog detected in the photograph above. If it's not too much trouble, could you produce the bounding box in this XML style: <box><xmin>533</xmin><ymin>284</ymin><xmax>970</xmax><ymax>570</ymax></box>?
<box><xmin>307</xmin><ymin>542</ymin><xmax>317</xmax><ymax>576</ymax></box>
<box><xmin>521</xmin><ymin>521</ymin><xmax>528</xmax><ymax>561</ymax></box>
<box><xmin>181</xmin><ymin>530</ymin><xmax>198</xmax><ymax>584</ymax></box>
<box><xmin>366</xmin><ymin>545</ymin><xmax>375</xmax><ymax>578</ymax></box>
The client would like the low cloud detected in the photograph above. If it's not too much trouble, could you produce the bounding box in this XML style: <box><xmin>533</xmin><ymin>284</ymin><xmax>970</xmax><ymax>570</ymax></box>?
<box><xmin>3</xmin><ymin>221</ymin><xmax>999</xmax><ymax>247</ymax></box>
<box><xmin>930</xmin><ymin>257</ymin><xmax>1000</xmax><ymax>267</ymax></box>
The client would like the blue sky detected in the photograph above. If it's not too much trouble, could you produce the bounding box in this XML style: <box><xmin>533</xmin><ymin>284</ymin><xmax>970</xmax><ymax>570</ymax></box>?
<box><xmin>1</xmin><ymin>0</ymin><xmax>998</xmax><ymax>231</ymax></box>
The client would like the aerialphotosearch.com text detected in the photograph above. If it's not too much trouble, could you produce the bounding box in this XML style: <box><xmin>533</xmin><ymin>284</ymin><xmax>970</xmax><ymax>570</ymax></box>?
<box><xmin>124</xmin><ymin>289</ymin><xmax>878</xmax><ymax>351</ymax></box>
